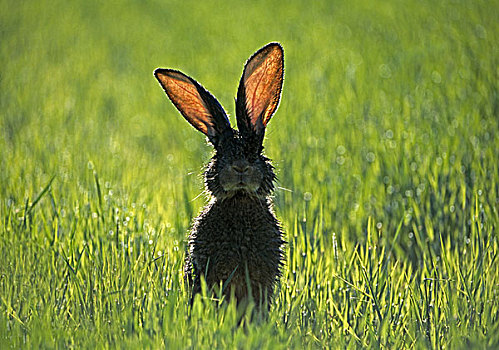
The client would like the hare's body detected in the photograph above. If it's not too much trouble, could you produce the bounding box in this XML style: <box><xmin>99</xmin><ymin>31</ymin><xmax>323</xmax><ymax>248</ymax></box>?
<box><xmin>185</xmin><ymin>194</ymin><xmax>284</xmax><ymax>306</ymax></box>
<box><xmin>155</xmin><ymin>43</ymin><xmax>285</xmax><ymax>308</ymax></box>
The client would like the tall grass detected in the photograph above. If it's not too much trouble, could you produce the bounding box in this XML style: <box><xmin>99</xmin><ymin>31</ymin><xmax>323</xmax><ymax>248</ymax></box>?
<box><xmin>1</xmin><ymin>0</ymin><xmax>498</xmax><ymax>347</ymax></box>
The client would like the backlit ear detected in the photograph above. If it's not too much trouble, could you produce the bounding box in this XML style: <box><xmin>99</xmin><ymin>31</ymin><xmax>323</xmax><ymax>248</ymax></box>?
<box><xmin>154</xmin><ymin>69</ymin><xmax>231</xmax><ymax>141</ymax></box>
<box><xmin>236</xmin><ymin>43</ymin><xmax>284</xmax><ymax>136</ymax></box>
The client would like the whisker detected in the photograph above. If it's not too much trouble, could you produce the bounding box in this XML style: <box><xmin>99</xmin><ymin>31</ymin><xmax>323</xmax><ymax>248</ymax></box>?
<box><xmin>276</xmin><ymin>186</ymin><xmax>292</xmax><ymax>192</ymax></box>
<box><xmin>190</xmin><ymin>191</ymin><xmax>205</xmax><ymax>202</ymax></box>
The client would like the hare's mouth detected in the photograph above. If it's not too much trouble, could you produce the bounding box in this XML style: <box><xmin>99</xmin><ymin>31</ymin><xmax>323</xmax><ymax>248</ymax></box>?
<box><xmin>223</xmin><ymin>181</ymin><xmax>259</xmax><ymax>193</ymax></box>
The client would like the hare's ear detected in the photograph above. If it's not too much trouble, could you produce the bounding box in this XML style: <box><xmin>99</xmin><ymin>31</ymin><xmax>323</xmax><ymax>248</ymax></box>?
<box><xmin>154</xmin><ymin>69</ymin><xmax>231</xmax><ymax>143</ymax></box>
<box><xmin>236</xmin><ymin>43</ymin><xmax>284</xmax><ymax>138</ymax></box>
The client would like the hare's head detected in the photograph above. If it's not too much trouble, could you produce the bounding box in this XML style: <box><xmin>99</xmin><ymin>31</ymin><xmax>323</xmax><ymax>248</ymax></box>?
<box><xmin>154</xmin><ymin>43</ymin><xmax>284</xmax><ymax>199</ymax></box>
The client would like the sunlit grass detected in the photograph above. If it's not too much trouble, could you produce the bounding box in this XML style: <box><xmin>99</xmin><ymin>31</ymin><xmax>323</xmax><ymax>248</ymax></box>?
<box><xmin>1</xmin><ymin>0</ymin><xmax>498</xmax><ymax>348</ymax></box>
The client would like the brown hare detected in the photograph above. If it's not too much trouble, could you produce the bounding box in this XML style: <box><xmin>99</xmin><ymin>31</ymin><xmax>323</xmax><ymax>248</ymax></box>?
<box><xmin>154</xmin><ymin>43</ymin><xmax>285</xmax><ymax>310</ymax></box>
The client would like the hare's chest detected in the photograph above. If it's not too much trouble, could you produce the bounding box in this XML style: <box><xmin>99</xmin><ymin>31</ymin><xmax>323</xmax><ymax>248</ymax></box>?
<box><xmin>191</xmin><ymin>202</ymin><xmax>281</xmax><ymax>261</ymax></box>
<box><xmin>203</xmin><ymin>202</ymin><xmax>278</xmax><ymax>238</ymax></box>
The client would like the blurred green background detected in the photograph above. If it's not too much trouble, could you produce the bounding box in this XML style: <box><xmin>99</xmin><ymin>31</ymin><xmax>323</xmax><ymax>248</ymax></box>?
<box><xmin>1</xmin><ymin>0</ymin><xmax>498</xmax><ymax>347</ymax></box>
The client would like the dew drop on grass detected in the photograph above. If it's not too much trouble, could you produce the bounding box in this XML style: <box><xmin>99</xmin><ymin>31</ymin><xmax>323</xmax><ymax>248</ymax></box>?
<box><xmin>417</xmin><ymin>183</ymin><xmax>426</xmax><ymax>194</ymax></box>
<box><xmin>431</xmin><ymin>71</ymin><xmax>442</xmax><ymax>84</ymax></box>
<box><xmin>474</xmin><ymin>24</ymin><xmax>487</xmax><ymax>39</ymax></box>
<box><xmin>366</xmin><ymin>152</ymin><xmax>375</xmax><ymax>163</ymax></box>
<box><xmin>379</xmin><ymin>64</ymin><xmax>392</xmax><ymax>79</ymax></box>
<box><xmin>346</xmin><ymin>63</ymin><xmax>356</xmax><ymax>80</ymax></box>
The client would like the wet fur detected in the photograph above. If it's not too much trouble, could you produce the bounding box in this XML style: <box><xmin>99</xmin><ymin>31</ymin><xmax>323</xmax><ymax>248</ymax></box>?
<box><xmin>154</xmin><ymin>43</ymin><xmax>285</xmax><ymax>309</ymax></box>
<box><xmin>186</xmin><ymin>132</ymin><xmax>285</xmax><ymax>307</ymax></box>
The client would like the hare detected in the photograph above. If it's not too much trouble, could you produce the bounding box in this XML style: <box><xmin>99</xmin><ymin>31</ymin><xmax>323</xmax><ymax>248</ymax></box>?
<box><xmin>154</xmin><ymin>43</ymin><xmax>285</xmax><ymax>309</ymax></box>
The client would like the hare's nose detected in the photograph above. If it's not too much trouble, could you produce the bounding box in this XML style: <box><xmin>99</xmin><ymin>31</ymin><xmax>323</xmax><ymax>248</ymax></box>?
<box><xmin>231</xmin><ymin>164</ymin><xmax>250</xmax><ymax>174</ymax></box>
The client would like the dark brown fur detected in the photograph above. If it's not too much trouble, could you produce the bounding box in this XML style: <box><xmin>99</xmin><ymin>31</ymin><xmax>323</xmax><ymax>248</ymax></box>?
<box><xmin>154</xmin><ymin>43</ymin><xmax>285</xmax><ymax>309</ymax></box>
<box><xmin>185</xmin><ymin>193</ymin><xmax>284</xmax><ymax>307</ymax></box>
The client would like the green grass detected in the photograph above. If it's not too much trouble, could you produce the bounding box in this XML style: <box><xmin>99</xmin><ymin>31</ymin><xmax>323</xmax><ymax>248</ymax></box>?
<box><xmin>1</xmin><ymin>0</ymin><xmax>498</xmax><ymax>348</ymax></box>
